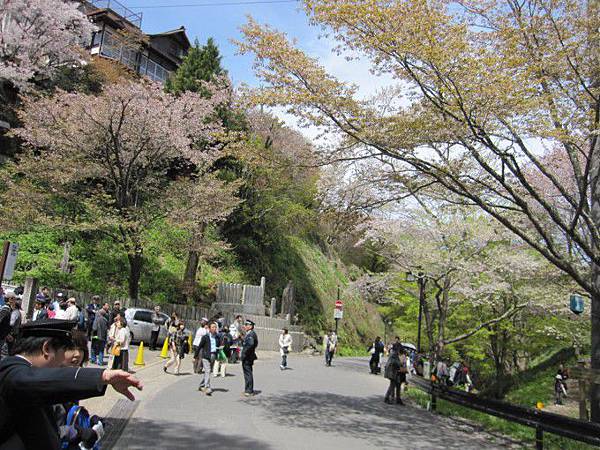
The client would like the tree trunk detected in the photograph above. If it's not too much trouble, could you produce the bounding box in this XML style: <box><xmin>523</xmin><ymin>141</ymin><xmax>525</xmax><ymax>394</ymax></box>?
<box><xmin>59</xmin><ymin>241</ymin><xmax>71</xmax><ymax>273</ymax></box>
<box><xmin>183</xmin><ymin>250</ymin><xmax>200</xmax><ymax>300</ymax></box>
<box><xmin>590</xmin><ymin>270</ymin><xmax>600</xmax><ymax>421</ymax></box>
<box><xmin>127</xmin><ymin>252</ymin><xmax>143</xmax><ymax>305</ymax></box>
<box><xmin>182</xmin><ymin>225</ymin><xmax>206</xmax><ymax>301</ymax></box>
<box><xmin>589</xmin><ymin>0</ymin><xmax>600</xmax><ymax>423</ymax></box>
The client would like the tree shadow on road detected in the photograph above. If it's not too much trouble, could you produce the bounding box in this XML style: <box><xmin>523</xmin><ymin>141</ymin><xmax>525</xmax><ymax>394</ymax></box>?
<box><xmin>112</xmin><ymin>418</ymin><xmax>273</xmax><ymax>450</ymax></box>
<box><xmin>247</xmin><ymin>391</ymin><xmax>501</xmax><ymax>449</ymax></box>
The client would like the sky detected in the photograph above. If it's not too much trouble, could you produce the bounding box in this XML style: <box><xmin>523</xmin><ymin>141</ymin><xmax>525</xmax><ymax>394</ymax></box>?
<box><xmin>115</xmin><ymin>0</ymin><xmax>396</xmax><ymax>141</ymax></box>
<box><xmin>118</xmin><ymin>0</ymin><xmax>389</xmax><ymax>95</ymax></box>
<box><xmin>119</xmin><ymin>0</ymin><xmax>318</xmax><ymax>86</ymax></box>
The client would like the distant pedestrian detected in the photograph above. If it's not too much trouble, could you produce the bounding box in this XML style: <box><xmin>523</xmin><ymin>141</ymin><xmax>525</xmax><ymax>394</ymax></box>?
<box><xmin>110</xmin><ymin>317</ymin><xmax>131</xmax><ymax>372</ymax></box>
<box><xmin>65</xmin><ymin>297</ymin><xmax>79</xmax><ymax>321</ymax></box>
<box><xmin>241</xmin><ymin>320</ymin><xmax>258</xmax><ymax>396</ymax></box>
<box><xmin>555</xmin><ymin>364</ymin><xmax>568</xmax><ymax>405</ymax></box>
<box><xmin>435</xmin><ymin>360</ymin><xmax>449</xmax><ymax>386</ymax></box>
<box><xmin>229</xmin><ymin>314</ymin><xmax>244</xmax><ymax>344</ymax></box>
<box><xmin>391</xmin><ymin>336</ymin><xmax>403</xmax><ymax>354</ymax></box>
<box><xmin>213</xmin><ymin>326</ymin><xmax>231</xmax><ymax>378</ymax></box>
<box><xmin>90</xmin><ymin>309</ymin><xmax>108</xmax><ymax>365</ymax></box>
<box><xmin>192</xmin><ymin>318</ymin><xmax>208</xmax><ymax>373</ymax></box>
<box><xmin>164</xmin><ymin>321</ymin><xmax>189</xmax><ymax>375</ymax></box>
<box><xmin>32</xmin><ymin>297</ymin><xmax>49</xmax><ymax>321</ymax></box>
<box><xmin>166</xmin><ymin>312</ymin><xmax>180</xmax><ymax>330</ymax></box>
<box><xmin>86</xmin><ymin>295</ymin><xmax>102</xmax><ymax>338</ymax></box>
<box><xmin>368</xmin><ymin>336</ymin><xmax>384</xmax><ymax>374</ymax></box>
<box><xmin>324</xmin><ymin>331</ymin><xmax>337</xmax><ymax>367</ymax></box>
<box><xmin>150</xmin><ymin>305</ymin><xmax>162</xmax><ymax>351</ymax></box>
<box><xmin>3</xmin><ymin>294</ymin><xmax>21</xmax><ymax>356</ymax></box>
<box><xmin>279</xmin><ymin>328</ymin><xmax>292</xmax><ymax>370</ymax></box>
<box><xmin>197</xmin><ymin>321</ymin><xmax>219</xmax><ymax>395</ymax></box>
<box><xmin>0</xmin><ymin>301</ymin><xmax>11</xmax><ymax>361</ymax></box>
<box><xmin>384</xmin><ymin>349</ymin><xmax>408</xmax><ymax>405</ymax></box>
<box><xmin>110</xmin><ymin>301</ymin><xmax>126</xmax><ymax>327</ymax></box>
<box><xmin>55</xmin><ymin>300</ymin><xmax>69</xmax><ymax>320</ymax></box>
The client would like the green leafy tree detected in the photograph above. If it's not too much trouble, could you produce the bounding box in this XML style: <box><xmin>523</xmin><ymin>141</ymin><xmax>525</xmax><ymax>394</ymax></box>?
<box><xmin>165</xmin><ymin>38</ymin><xmax>225</xmax><ymax>96</ymax></box>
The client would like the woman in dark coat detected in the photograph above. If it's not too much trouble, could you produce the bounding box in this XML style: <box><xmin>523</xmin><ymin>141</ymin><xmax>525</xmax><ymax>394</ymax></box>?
<box><xmin>369</xmin><ymin>336</ymin><xmax>385</xmax><ymax>374</ymax></box>
<box><xmin>384</xmin><ymin>350</ymin><xmax>407</xmax><ymax>404</ymax></box>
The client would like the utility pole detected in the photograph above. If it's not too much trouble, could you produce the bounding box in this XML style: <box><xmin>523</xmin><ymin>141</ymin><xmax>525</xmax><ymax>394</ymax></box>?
<box><xmin>335</xmin><ymin>285</ymin><xmax>340</xmax><ymax>334</ymax></box>
<box><xmin>417</xmin><ymin>273</ymin><xmax>426</xmax><ymax>354</ymax></box>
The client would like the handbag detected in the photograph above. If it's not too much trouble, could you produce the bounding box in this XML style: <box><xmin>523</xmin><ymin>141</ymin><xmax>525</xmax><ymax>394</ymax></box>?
<box><xmin>111</xmin><ymin>344</ymin><xmax>121</xmax><ymax>357</ymax></box>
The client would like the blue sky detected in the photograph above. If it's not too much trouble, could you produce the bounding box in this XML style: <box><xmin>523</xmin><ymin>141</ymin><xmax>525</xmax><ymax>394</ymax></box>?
<box><xmin>118</xmin><ymin>0</ymin><xmax>393</xmax><ymax>140</ymax></box>
<box><xmin>120</xmin><ymin>0</ymin><xmax>316</xmax><ymax>86</ymax></box>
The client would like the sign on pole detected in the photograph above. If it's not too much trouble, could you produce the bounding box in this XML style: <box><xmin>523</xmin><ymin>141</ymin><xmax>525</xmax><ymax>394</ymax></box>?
<box><xmin>334</xmin><ymin>300</ymin><xmax>343</xmax><ymax>319</ymax></box>
<box><xmin>3</xmin><ymin>242</ymin><xmax>18</xmax><ymax>281</ymax></box>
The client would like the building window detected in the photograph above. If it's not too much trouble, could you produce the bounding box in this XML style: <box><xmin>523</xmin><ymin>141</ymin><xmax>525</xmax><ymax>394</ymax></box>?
<box><xmin>121</xmin><ymin>47</ymin><xmax>138</xmax><ymax>70</ymax></box>
<box><xmin>100</xmin><ymin>30</ymin><xmax>122</xmax><ymax>60</ymax></box>
<box><xmin>92</xmin><ymin>31</ymin><xmax>102</xmax><ymax>47</ymax></box>
<box><xmin>139</xmin><ymin>54</ymin><xmax>148</xmax><ymax>75</ymax></box>
<box><xmin>144</xmin><ymin>57</ymin><xmax>169</xmax><ymax>83</ymax></box>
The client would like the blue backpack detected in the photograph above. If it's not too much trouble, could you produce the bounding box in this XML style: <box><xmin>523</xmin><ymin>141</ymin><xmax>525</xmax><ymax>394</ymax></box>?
<box><xmin>62</xmin><ymin>405</ymin><xmax>100</xmax><ymax>450</ymax></box>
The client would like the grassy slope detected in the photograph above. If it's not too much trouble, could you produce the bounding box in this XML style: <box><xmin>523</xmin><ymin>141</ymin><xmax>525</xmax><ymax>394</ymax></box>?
<box><xmin>267</xmin><ymin>237</ymin><xmax>383</xmax><ymax>353</ymax></box>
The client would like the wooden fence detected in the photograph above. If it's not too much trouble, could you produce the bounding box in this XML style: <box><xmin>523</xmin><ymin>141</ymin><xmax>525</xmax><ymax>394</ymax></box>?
<box><xmin>39</xmin><ymin>286</ymin><xmax>305</xmax><ymax>352</ymax></box>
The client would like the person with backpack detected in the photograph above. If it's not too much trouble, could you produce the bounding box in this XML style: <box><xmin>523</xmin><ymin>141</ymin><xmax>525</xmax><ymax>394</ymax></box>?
<box><xmin>435</xmin><ymin>360</ymin><xmax>449</xmax><ymax>385</ymax></box>
<box><xmin>554</xmin><ymin>364</ymin><xmax>569</xmax><ymax>405</ymax></box>
<box><xmin>214</xmin><ymin>326</ymin><xmax>232</xmax><ymax>378</ymax></box>
<box><xmin>368</xmin><ymin>336</ymin><xmax>385</xmax><ymax>374</ymax></box>
<box><xmin>56</xmin><ymin>331</ymin><xmax>105</xmax><ymax>450</ymax></box>
<box><xmin>384</xmin><ymin>349</ymin><xmax>408</xmax><ymax>404</ymax></box>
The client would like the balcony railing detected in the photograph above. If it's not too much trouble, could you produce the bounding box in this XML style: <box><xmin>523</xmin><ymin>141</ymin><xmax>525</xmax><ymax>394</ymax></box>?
<box><xmin>89</xmin><ymin>0</ymin><xmax>143</xmax><ymax>28</ymax></box>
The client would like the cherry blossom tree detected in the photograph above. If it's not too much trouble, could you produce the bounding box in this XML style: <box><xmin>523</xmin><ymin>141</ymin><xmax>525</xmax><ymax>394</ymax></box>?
<box><xmin>365</xmin><ymin>207</ymin><xmax>575</xmax><ymax>362</ymax></box>
<box><xmin>8</xmin><ymin>79</ymin><xmax>234</xmax><ymax>300</ymax></box>
<box><xmin>0</xmin><ymin>0</ymin><xmax>94</xmax><ymax>87</ymax></box>
<box><xmin>237</xmin><ymin>0</ymin><xmax>600</xmax><ymax>418</ymax></box>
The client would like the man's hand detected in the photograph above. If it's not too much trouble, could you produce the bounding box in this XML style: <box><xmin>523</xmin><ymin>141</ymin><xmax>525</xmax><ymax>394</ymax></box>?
<box><xmin>101</xmin><ymin>369</ymin><xmax>143</xmax><ymax>401</ymax></box>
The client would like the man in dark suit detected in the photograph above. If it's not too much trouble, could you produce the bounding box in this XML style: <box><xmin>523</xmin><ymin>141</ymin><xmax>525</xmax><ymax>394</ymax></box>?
<box><xmin>241</xmin><ymin>319</ymin><xmax>258</xmax><ymax>397</ymax></box>
<box><xmin>0</xmin><ymin>319</ymin><xmax>143</xmax><ymax>450</ymax></box>
<box><xmin>196</xmin><ymin>321</ymin><xmax>220</xmax><ymax>395</ymax></box>
<box><xmin>32</xmin><ymin>297</ymin><xmax>49</xmax><ymax>321</ymax></box>
<box><xmin>86</xmin><ymin>295</ymin><xmax>102</xmax><ymax>338</ymax></box>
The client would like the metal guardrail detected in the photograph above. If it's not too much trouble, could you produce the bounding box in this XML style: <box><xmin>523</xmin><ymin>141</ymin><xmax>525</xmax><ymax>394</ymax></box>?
<box><xmin>410</xmin><ymin>375</ymin><xmax>600</xmax><ymax>449</ymax></box>
<box><xmin>89</xmin><ymin>0</ymin><xmax>143</xmax><ymax>28</ymax></box>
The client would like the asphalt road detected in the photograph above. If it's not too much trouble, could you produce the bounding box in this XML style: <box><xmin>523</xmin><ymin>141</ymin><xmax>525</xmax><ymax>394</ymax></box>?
<box><xmin>112</xmin><ymin>354</ymin><xmax>509</xmax><ymax>450</ymax></box>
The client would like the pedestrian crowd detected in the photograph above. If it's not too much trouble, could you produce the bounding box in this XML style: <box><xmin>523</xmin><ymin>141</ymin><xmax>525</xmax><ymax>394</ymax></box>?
<box><xmin>166</xmin><ymin>314</ymin><xmax>266</xmax><ymax>397</ymax></box>
<box><xmin>0</xmin><ymin>287</ymin><xmax>141</xmax><ymax>375</ymax></box>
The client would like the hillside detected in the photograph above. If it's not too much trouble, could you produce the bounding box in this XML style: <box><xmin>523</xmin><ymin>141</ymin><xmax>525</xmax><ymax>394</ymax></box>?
<box><xmin>0</xmin><ymin>226</ymin><xmax>383</xmax><ymax>348</ymax></box>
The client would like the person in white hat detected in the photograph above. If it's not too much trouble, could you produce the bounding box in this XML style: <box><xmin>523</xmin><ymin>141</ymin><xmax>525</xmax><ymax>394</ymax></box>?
<box><xmin>65</xmin><ymin>298</ymin><xmax>79</xmax><ymax>322</ymax></box>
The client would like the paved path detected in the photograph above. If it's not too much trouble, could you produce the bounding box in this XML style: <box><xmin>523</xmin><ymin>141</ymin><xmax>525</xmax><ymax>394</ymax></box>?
<box><xmin>98</xmin><ymin>352</ymin><xmax>512</xmax><ymax>449</ymax></box>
